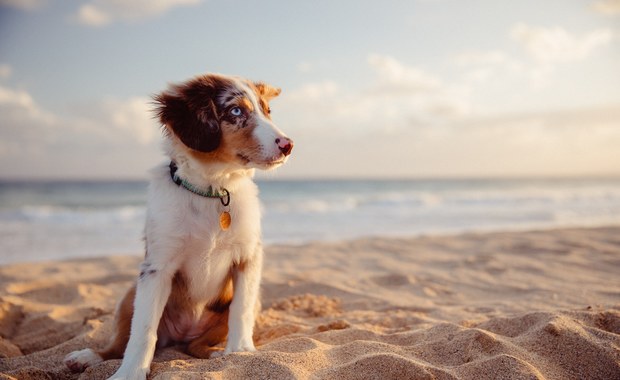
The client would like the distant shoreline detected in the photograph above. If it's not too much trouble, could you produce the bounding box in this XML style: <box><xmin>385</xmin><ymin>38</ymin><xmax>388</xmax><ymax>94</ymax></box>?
<box><xmin>3</xmin><ymin>178</ymin><xmax>620</xmax><ymax>265</ymax></box>
<box><xmin>0</xmin><ymin>224</ymin><xmax>620</xmax><ymax>268</ymax></box>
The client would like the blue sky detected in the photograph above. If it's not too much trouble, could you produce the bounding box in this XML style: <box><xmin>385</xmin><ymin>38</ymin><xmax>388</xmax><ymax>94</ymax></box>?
<box><xmin>1</xmin><ymin>0</ymin><xmax>619</xmax><ymax>179</ymax></box>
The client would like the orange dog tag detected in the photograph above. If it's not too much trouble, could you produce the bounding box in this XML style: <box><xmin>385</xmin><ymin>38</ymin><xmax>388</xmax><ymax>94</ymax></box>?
<box><xmin>219</xmin><ymin>211</ymin><xmax>231</xmax><ymax>230</ymax></box>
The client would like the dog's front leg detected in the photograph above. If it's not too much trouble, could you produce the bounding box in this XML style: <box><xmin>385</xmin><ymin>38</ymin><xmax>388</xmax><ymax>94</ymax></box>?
<box><xmin>107</xmin><ymin>261</ymin><xmax>174</xmax><ymax>380</ymax></box>
<box><xmin>215</xmin><ymin>247</ymin><xmax>263</xmax><ymax>356</ymax></box>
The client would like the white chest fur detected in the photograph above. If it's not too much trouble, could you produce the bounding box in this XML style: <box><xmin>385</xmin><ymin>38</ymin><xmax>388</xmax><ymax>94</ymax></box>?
<box><xmin>145</xmin><ymin>164</ymin><xmax>262</xmax><ymax>303</ymax></box>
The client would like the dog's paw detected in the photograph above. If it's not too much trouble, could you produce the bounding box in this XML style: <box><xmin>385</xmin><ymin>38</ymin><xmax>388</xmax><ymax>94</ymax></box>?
<box><xmin>64</xmin><ymin>348</ymin><xmax>103</xmax><ymax>373</ymax></box>
<box><xmin>211</xmin><ymin>342</ymin><xmax>256</xmax><ymax>358</ymax></box>
<box><xmin>107</xmin><ymin>366</ymin><xmax>148</xmax><ymax>380</ymax></box>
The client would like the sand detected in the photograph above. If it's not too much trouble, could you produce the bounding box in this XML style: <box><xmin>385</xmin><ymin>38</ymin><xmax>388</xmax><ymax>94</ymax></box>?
<box><xmin>0</xmin><ymin>226</ymin><xmax>619</xmax><ymax>379</ymax></box>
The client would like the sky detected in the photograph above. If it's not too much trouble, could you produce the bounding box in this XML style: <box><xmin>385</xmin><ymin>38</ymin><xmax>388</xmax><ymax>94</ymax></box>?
<box><xmin>0</xmin><ymin>0</ymin><xmax>619</xmax><ymax>180</ymax></box>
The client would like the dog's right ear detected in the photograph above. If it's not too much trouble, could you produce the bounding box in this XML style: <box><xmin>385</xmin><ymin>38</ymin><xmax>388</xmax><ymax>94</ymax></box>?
<box><xmin>154</xmin><ymin>81</ymin><xmax>222</xmax><ymax>153</ymax></box>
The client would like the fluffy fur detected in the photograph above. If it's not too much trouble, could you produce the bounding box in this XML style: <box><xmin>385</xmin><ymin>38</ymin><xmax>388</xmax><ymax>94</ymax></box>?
<box><xmin>64</xmin><ymin>73</ymin><xmax>293</xmax><ymax>380</ymax></box>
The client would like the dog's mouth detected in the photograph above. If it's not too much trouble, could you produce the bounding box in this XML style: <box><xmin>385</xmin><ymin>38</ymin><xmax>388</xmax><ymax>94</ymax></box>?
<box><xmin>236</xmin><ymin>153</ymin><xmax>287</xmax><ymax>169</ymax></box>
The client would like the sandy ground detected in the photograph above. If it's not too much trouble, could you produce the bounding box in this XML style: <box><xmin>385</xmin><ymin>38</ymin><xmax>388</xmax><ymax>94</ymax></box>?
<box><xmin>0</xmin><ymin>226</ymin><xmax>619</xmax><ymax>379</ymax></box>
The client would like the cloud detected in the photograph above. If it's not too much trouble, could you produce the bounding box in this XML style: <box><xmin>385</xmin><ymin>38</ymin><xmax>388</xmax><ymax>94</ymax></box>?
<box><xmin>273</xmin><ymin>54</ymin><xmax>477</xmax><ymax>178</ymax></box>
<box><xmin>436</xmin><ymin>105</ymin><xmax>620</xmax><ymax>177</ymax></box>
<box><xmin>453</xmin><ymin>50</ymin><xmax>523</xmax><ymax>83</ymax></box>
<box><xmin>0</xmin><ymin>84</ymin><xmax>161</xmax><ymax>179</ymax></box>
<box><xmin>0</xmin><ymin>64</ymin><xmax>12</xmax><ymax>79</ymax></box>
<box><xmin>274</xmin><ymin>54</ymin><xmax>620</xmax><ymax>178</ymax></box>
<box><xmin>76</xmin><ymin>4</ymin><xmax>111</xmax><ymax>27</ymax></box>
<box><xmin>365</xmin><ymin>55</ymin><xmax>471</xmax><ymax>123</ymax></box>
<box><xmin>0</xmin><ymin>85</ymin><xmax>58</xmax><ymax>163</ymax></box>
<box><xmin>593</xmin><ymin>0</ymin><xmax>620</xmax><ymax>16</ymax></box>
<box><xmin>511</xmin><ymin>23</ymin><xmax>613</xmax><ymax>64</ymax></box>
<box><xmin>279</xmin><ymin>54</ymin><xmax>470</xmax><ymax>141</ymax></box>
<box><xmin>0</xmin><ymin>85</ymin><xmax>55</xmax><ymax>125</ymax></box>
<box><xmin>276</xmin><ymin>102</ymin><xmax>620</xmax><ymax>179</ymax></box>
<box><xmin>367</xmin><ymin>54</ymin><xmax>441</xmax><ymax>93</ymax></box>
<box><xmin>286</xmin><ymin>81</ymin><xmax>339</xmax><ymax>101</ymax></box>
<box><xmin>455</xmin><ymin>24</ymin><xmax>614</xmax><ymax>89</ymax></box>
<box><xmin>0</xmin><ymin>0</ymin><xmax>46</xmax><ymax>11</ymax></box>
<box><xmin>104</xmin><ymin>97</ymin><xmax>158</xmax><ymax>145</ymax></box>
<box><xmin>75</xmin><ymin>0</ymin><xmax>202</xmax><ymax>27</ymax></box>
<box><xmin>454</xmin><ymin>51</ymin><xmax>511</xmax><ymax>66</ymax></box>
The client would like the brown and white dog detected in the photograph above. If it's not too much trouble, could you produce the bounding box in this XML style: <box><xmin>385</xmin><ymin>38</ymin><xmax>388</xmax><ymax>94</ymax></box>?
<box><xmin>63</xmin><ymin>73</ymin><xmax>293</xmax><ymax>380</ymax></box>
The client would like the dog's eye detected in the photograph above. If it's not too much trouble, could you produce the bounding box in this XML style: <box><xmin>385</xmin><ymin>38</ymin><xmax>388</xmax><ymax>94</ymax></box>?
<box><xmin>267</xmin><ymin>107</ymin><xmax>271</xmax><ymax>114</ymax></box>
<box><xmin>230</xmin><ymin>107</ymin><xmax>242</xmax><ymax>117</ymax></box>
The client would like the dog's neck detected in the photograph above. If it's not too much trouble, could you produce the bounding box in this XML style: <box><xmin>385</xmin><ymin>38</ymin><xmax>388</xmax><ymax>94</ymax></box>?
<box><xmin>164</xmin><ymin>139</ymin><xmax>255</xmax><ymax>192</ymax></box>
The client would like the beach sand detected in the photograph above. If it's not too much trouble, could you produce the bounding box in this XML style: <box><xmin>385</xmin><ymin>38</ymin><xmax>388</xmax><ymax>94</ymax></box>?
<box><xmin>1</xmin><ymin>227</ymin><xmax>619</xmax><ymax>379</ymax></box>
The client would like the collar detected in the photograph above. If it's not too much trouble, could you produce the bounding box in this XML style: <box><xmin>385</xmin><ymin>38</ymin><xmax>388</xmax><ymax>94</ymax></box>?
<box><xmin>169</xmin><ymin>162</ymin><xmax>231</xmax><ymax>206</ymax></box>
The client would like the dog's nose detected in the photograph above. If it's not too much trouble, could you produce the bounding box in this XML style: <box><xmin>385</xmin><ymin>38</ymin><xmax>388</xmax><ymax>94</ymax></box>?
<box><xmin>276</xmin><ymin>137</ymin><xmax>293</xmax><ymax>156</ymax></box>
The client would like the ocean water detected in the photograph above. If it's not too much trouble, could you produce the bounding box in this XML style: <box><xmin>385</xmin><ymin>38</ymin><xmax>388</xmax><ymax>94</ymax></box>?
<box><xmin>2</xmin><ymin>178</ymin><xmax>620</xmax><ymax>265</ymax></box>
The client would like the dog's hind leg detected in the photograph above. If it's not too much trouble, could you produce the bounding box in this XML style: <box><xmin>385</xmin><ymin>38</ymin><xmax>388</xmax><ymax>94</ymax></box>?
<box><xmin>186</xmin><ymin>274</ymin><xmax>233</xmax><ymax>358</ymax></box>
<box><xmin>186</xmin><ymin>308</ymin><xmax>230</xmax><ymax>358</ymax></box>
<box><xmin>64</xmin><ymin>285</ymin><xmax>135</xmax><ymax>372</ymax></box>
<box><xmin>98</xmin><ymin>285</ymin><xmax>135</xmax><ymax>360</ymax></box>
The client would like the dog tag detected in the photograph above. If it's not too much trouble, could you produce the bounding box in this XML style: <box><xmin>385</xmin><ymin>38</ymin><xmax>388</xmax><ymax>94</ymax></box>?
<box><xmin>219</xmin><ymin>211</ymin><xmax>231</xmax><ymax>230</ymax></box>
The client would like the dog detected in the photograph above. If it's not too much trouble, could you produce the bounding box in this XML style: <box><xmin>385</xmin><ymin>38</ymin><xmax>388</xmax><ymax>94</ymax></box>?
<box><xmin>63</xmin><ymin>72</ymin><xmax>293</xmax><ymax>379</ymax></box>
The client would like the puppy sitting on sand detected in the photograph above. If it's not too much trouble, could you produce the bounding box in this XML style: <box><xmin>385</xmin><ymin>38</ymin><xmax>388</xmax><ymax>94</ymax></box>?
<box><xmin>64</xmin><ymin>72</ymin><xmax>293</xmax><ymax>379</ymax></box>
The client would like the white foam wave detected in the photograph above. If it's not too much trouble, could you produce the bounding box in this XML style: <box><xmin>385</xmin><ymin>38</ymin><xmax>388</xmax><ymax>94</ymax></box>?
<box><xmin>3</xmin><ymin>179</ymin><xmax>620</xmax><ymax>264</ymax></box>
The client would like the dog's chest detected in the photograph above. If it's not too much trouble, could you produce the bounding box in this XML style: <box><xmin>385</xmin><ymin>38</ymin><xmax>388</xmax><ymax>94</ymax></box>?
<box><xmin>180</xmin><ymin>246</ymin><xmax>233</xmax><ymax>301</ymax></box>
<box><xmin>176</xmin><ymin>190</ymin><xmax>260</xmax><ymax>302</ymax></box>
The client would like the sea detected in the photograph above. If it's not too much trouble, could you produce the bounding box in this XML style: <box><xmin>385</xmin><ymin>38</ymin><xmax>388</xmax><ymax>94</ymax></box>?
<box><xmin>2</xmin><ymin>177</ymin><xmax>620</xmax><ymax>265</ymax></box>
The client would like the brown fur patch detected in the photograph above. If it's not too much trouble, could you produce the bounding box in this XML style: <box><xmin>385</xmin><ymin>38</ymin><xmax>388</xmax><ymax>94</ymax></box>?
<box><xmin>250</xmin><ymin>82</ymin><xmax>281</xmax><ymax>119</ymax></box>
<box><xmin>97</xmin><ymin>268</ymin><xmax>235</xmax><ymax>361</ymax></box>
<box><xmin>97</xmin><ymin>285</ymin><xmax>135</xmax><ymax>360</ymax></box>
<box><xmin>253</xmin><ymin>82</ymin><xmax>281</xmax><ymax>101</ymax></box>
<box><xmin>186</xmin><ymin>309</ymin><xmax>229</xmax><ymax>358</ymax></box>
<box><xmin>154</xmin><ymin>74</ymin><xmax>235</xmax><ymax>153</ymax></box>
<box><xmin>207</xmin><ymin>272</ymin><xmax>234</xmax><ymax>313</ymax></box>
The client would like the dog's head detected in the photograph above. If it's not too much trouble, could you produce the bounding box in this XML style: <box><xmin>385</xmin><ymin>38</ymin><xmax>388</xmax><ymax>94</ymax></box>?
<box><xmin>154</xmin><ymin>73</ymin><xmax>293</xmax><ymax>170</ymax></box>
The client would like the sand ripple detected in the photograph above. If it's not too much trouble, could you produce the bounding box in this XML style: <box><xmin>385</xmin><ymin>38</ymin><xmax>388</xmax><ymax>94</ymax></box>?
<box><xmin>1</xmin><ymin>228</ymin><xmax>619</xmax><ymax>379</ymax></box>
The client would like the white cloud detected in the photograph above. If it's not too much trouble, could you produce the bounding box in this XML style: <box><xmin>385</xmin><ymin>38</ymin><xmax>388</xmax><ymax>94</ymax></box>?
<box><xmin>76</xmin><ymin>4</ymin><xmax>111</xmax><ymax>27</ymax></box>
<box><xmin>455</xmin><ymin>51</ymin><xmax>509</xmax><ymax>66</ymax></box>
<box><xmin>286</xmin><ymin>81</ymin><xmax>339</xmax><ymax>102</ymax></box>
<box><xmin>0</xmin><ymin>85</ymin><xmax>58</xmax><ymax>163</ymax></box>
<box><xmin>0</xmin><ymin>84</ymin><xmax>161</xmax><ymax>179</ymax></box>
<box><xmin>367</xmin><ymin>55</ymin><xmax>471</xmax><ymax>121</ymax></box>
<box><xmin>277</xmin><ymin>102</ymin><xmax>620</xmax><ymax>179</ymax></box>
<box><xmin>439</xmin><ymin>105</ymin><xmax>620</xmax><ymax>177</ymax></box>
<box><xmin>105</xmin><ymin>97</ymin><xmax>157</xmax><ymax>145</ymax></box>
<box><xmin>454</xmin><ymin>51</ymin><xmax>523</xmax><ymax>73</ymax></box>
<box><xmin>0</xmin><ymin>85</ymin><xmax>55</xmax><ymax>125</ymax></box>
<box><xmin>454</xmin><ymin>50</ymin><xmax>524</xmax><ymax>83</ymax></box>
<box><xmin>275</xmin><ymin>53</ymin><xmax>620</xmax><ymax>178</ymax></box>
<box><xmin>0</xmin><ymin>64</ymin><xmax>12</xmax><ymax>79</ymax></box>
<box><xmin>309</xmin><ymin>56</ymin><xmax>458</xmax><ymax>115</ymax></box>
<box><xmin>511</xmin><ymin>24</ymin><xmax>613</xmax><ymax>64</ymax></box>
<box><xmin>0</xmin><ymin>0</ymin><xmax>45</xmax><ymax>11</ymax></box>
<box><xmin>368</xmin><ymin>54</ymin><xmax>440</xmax><ymax>94</ymax></box>
<box><xmin>75</xmin><ymin>0</ymin><xmax>202</xmax><ymax>27</ymax></box>
<box><xmin>455</xmin><ymin>24</ymin><xmax>614</xmax><ymax>89</ymax></box>
<box><xmin>593</xmin><ymin>0</ymin><xmax>620</xmax><ymax>16</ymax></box>
<box><xmin>277</xmin><ymin>54</ymin><xmax>471</xmax><ymax>151</ymax></box>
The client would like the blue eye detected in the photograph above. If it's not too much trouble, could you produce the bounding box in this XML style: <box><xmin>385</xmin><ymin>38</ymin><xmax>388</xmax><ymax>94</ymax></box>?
<box><xmin>230</xmin><ymin>107</ymin><xmax>242</xmax><ymax>116</ymax></box>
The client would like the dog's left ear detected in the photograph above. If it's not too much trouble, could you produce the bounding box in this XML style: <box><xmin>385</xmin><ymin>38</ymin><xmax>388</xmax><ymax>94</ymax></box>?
<box><xmin>255</xmin><ymin>82</ymin><xmax>281</xmax><ymax>101</ymax></box>
<box><xmin>154</xmin><ymin>78</ymin><xmax>222</xmax><ymax>153</ymax></box>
